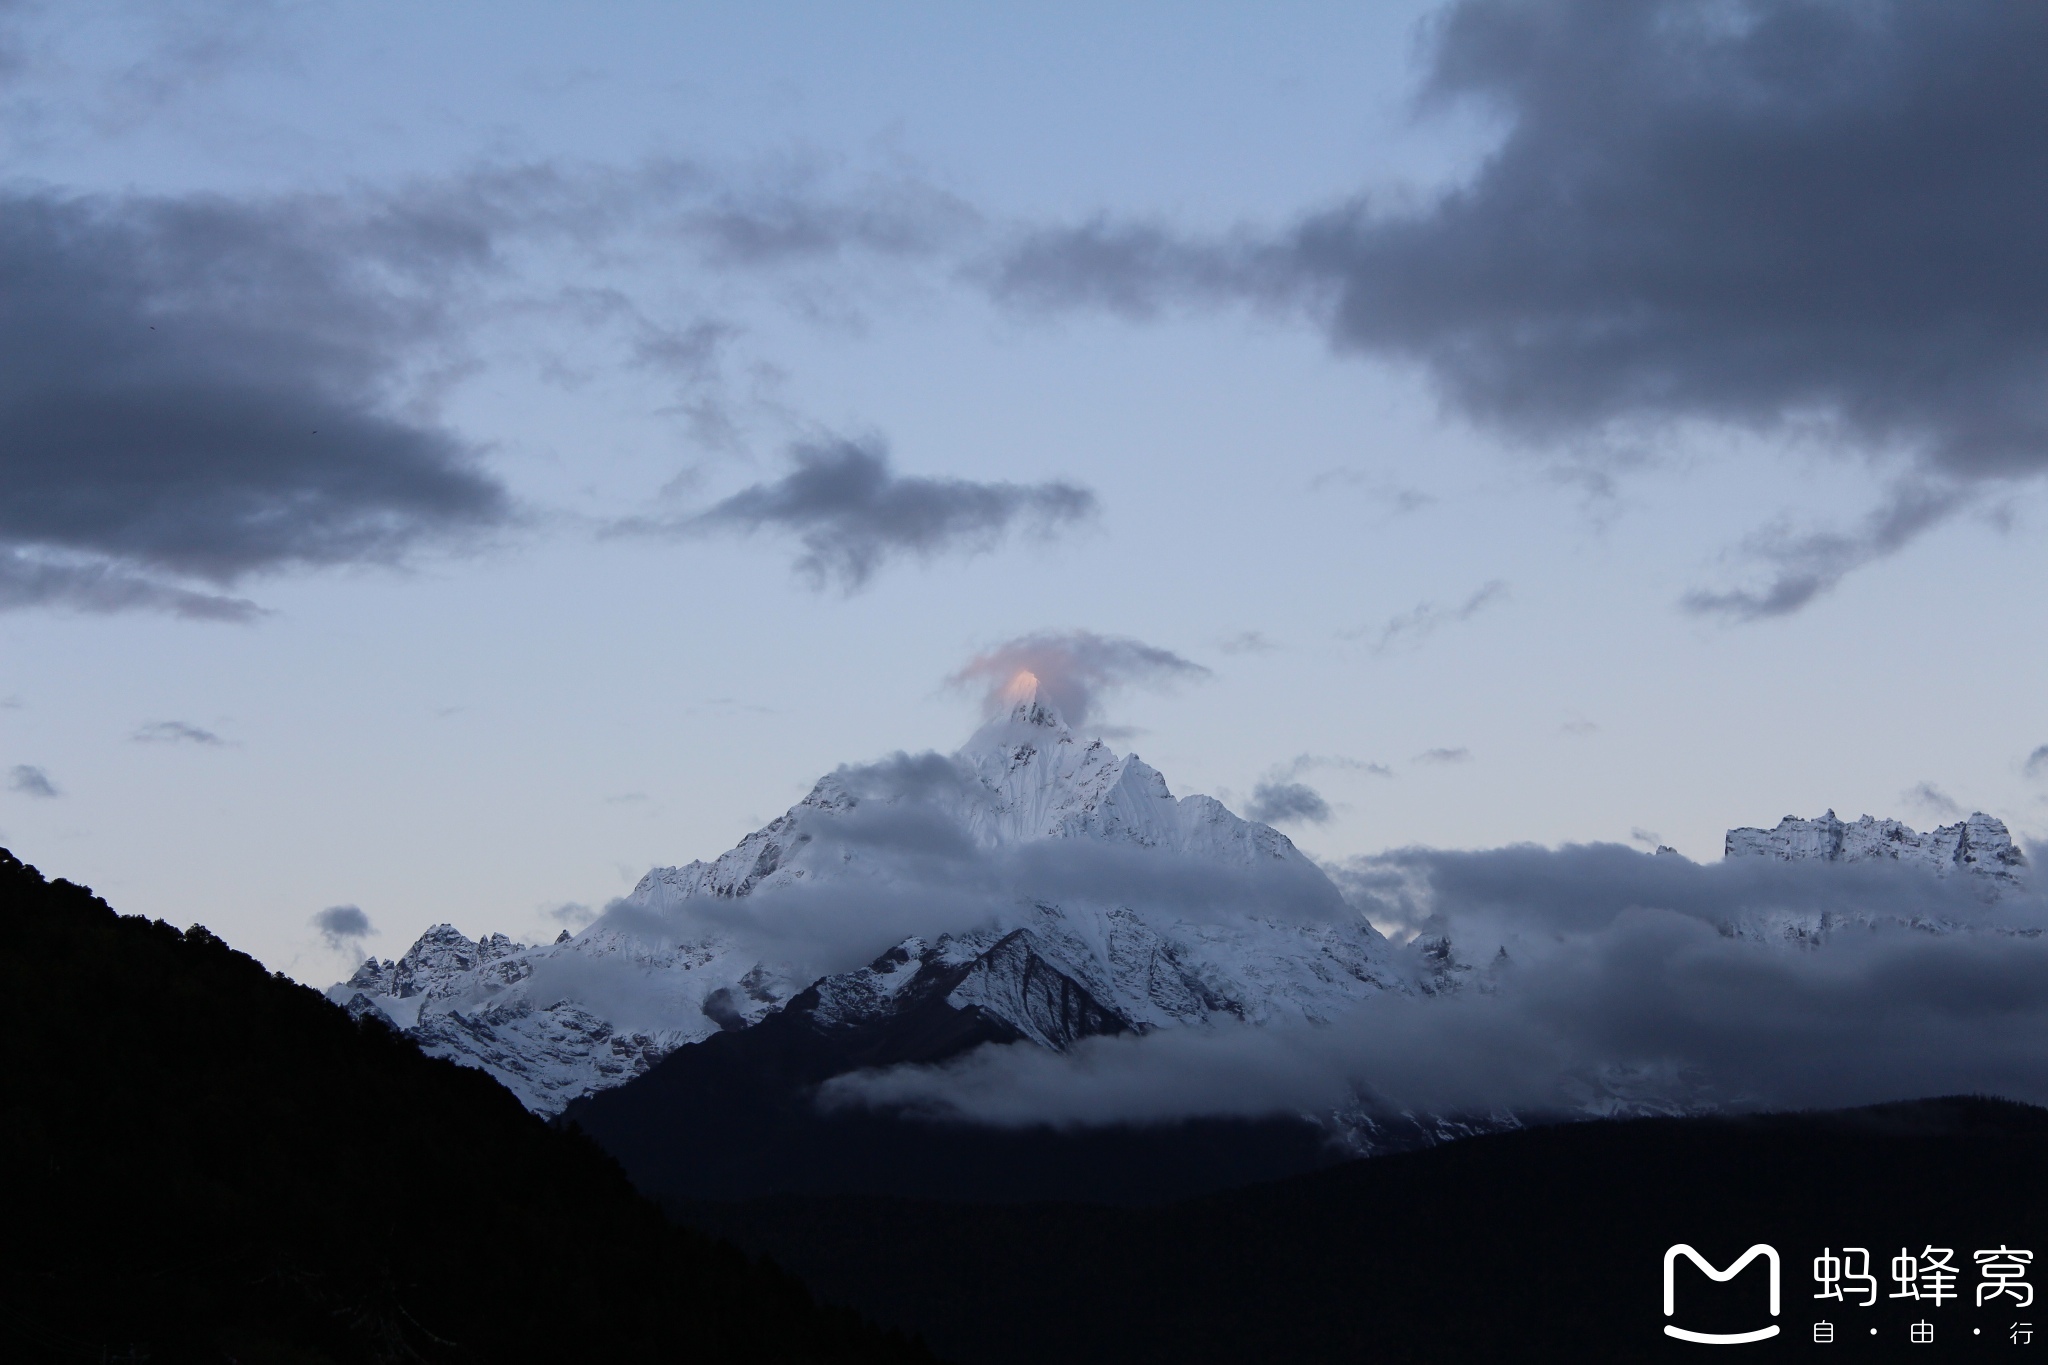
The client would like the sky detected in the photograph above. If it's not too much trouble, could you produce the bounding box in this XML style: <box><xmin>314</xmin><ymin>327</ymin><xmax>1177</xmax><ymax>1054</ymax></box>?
<box><xmin>4</xmin><ymin>0</ymin><xmax>2048</xmax><ymax>985</ymax></box>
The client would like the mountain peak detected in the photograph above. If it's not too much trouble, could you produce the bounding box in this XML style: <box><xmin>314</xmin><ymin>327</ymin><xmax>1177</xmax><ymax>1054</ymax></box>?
<box><xmin>960</xmin><ymin>669</ymin><xmax>1072</xmax><ymax>753</ymax></box>
<box><xmin>999</xmin><ymin>669</ymin><xmax>1063</xmax><ymax>726</ymax></box>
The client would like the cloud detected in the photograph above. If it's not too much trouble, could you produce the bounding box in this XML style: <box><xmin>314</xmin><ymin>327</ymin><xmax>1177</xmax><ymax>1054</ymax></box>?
<box><xmin>826</xmin><ymin>842</ymin><xmax>2048</xmax><ymax>1127</ymax></box>
<box><xmin>983</xmin><ymin>217</ymin><xmax>1290</xmax><ymax>321</ymax></box>
<box><xmin>0</xmin><ymin>547</ymin><xmax>261</xmax><ymax>620</ymax></box>
<box><xmin>131</xmin><ymin>720</ymin><xmax>224</xmax><ymax>746</ymax></box>
<box><xmin>1902</xmin><ymin>782</ymin><xmax>1964</xmax><ymax>820</ymax></box>
<box><xmin>0</xmin><ymin>187</ymin><xmax>512</xmax><ymax>616</ymax></box>
<box><xmin>312</xmin><ymin>903</ymin><xmax>374</xmax><ymax>951</ymax></box>
<box><xmin>1271</xmin><ymin>752</ymin><xmax>1395</xmax><ymax>783</ymax></box>
<box><xmin>1362</xmin><ymin>580</ymin><xmax>1506</xmax><ymax>654</ymax></box>
<box><xmin>1216</xmin><ymin>630</ymin><xmax>1275</xmax><ymax>656</ymax></box>
<box><xmin>682</xmin><ymin>170</ymin><xmax>981</xmax><ymax>268</ymax></box>
<box><xmin>2026</xmin><ymin>746</ymin><xmax>2048</xmax><ymax>781</ymax></box>
<box><xmin>547</xmin><ymin>901</ymin><xmax>597</xmax><ymax>927</ymax></box>
<box><xmin>1415</xmin><ymin>747</ymin><xmax>1471</xmax><ymax>765</ymax></box>
<box><xmin>1681</xmin><ymin>480</ymin><xmax>1967</xmax><ymax>620</ymax></box>
<box><xmin>990</xmin><ymin>2</ymin><xmax>2048</xmax><ymax>608</ymax></box>
<box><xmin>1300</xmin><ymin>0</ymin><xmax>2048</xmax><ymax>479</ymax></box>
<box><xmin>1244</xmin><ymin>781</ymin><xmax>1332</xmax><ymax>826</ymax></box>
<box><xmin>633</xmin><ymin>437</ymin><xmax>1095</xmax><ymax>591</ymax></box>
<box><xmin>949</xmin><ymin>629</ymin><xmax>1211</xmax><ymax>729</ymax></box>
<box><xmin>8</xmin><ymin>764</ymin><xmax>56</xmax><ymax>798</ymax></box>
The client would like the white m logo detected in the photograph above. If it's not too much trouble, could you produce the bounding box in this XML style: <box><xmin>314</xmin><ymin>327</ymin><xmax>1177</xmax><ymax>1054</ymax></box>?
<box><xmin>1662</xmin><ymin>1244</ymin><xmax>1781</xmax><ymax>1344</ymax></box>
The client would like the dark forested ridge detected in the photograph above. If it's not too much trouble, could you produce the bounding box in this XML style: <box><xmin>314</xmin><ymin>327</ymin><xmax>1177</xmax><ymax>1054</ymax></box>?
<box><xmin>565</xmin><ymin>966</ymin><xmax>1341</xmax><ymax>1207</ymax></box>
<box><xmin>679</xmin><ymin>1097</ymin><xmax>2048</xmax><ymax>1365</ymax></box>
<box><xmin>0</xmin><ymin>848</ymin><xmax>932</xmax><ymax>1365</ymax></box>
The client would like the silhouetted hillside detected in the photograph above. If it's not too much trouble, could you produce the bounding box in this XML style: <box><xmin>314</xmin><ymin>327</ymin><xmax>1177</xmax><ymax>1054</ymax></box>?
<box><xmin>679</xmin><ymin>1096</ymin><xmax>2048</xmax><ymax>1364</ymax></box>
<box><xmin>0</xmin><ymin>849</ymin><xmax>932</xmax><ymax>1364</ymax></box>
<box><xmin>566</xmin><ymin>969</ymin><xmax>1341</xmax><ymax>1206</ymax></box>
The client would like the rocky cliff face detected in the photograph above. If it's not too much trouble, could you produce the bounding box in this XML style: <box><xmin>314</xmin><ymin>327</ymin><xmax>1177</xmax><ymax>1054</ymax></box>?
<box><xmin>1725</xmin><ymin>809</ymin><xmax>2025</xmax><ymax>887</ymax></box>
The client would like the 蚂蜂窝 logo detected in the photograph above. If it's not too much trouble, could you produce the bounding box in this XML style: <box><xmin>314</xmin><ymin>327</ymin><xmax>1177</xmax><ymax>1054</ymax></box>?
<box><xmin>1663</xmin><ymin>1243</ymin><xmax>1781</xmax><ymax>1344</ymax></box>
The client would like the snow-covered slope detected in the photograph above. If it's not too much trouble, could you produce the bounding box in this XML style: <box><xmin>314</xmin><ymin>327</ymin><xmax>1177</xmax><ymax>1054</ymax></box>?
<box><xmin>1725</xmin><ymin>809</ymin><xmax>2025</xmax><ymax>887</ymax></box>
<box><xmin>333</xmin><ymin>683</ymin><xmax>1398</xmax><ymax>1114</ymax></box>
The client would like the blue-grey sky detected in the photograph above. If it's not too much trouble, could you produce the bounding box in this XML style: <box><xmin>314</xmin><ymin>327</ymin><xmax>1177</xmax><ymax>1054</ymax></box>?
<box><xmin>3</xmin><ymin>0</ymin><xmax>2046</xmax><ymax>982</ymax></box>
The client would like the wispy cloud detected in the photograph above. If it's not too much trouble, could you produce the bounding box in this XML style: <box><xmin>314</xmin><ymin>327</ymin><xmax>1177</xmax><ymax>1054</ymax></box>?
<box><xmin>1216</xmin><ymin>630</ymin><xmax>1276</xmax><ymax>656</ymax></box>
<box><xmin>1361</xmin><ymin>581</ymin><xmax>1506</xmax><ymax>655</ymax></box>
<box><xmin>1682</xmin><ymin>481</ymin><xmax>1969</xmax><ymax>621</ymax></box>
<box><xmin>132</xmin><ymin>720</ymin><xmax>224</xmax><ymax>746</ymax></box>
<box><xmin>9</xmin><ymin>764</ymin><xmax>58</xmax><ymax>797</ymax></box>
<box><xmin>1902</xmin><ymin>782</ymin><xmax>1964</xmax><ymax>820</ymax></box>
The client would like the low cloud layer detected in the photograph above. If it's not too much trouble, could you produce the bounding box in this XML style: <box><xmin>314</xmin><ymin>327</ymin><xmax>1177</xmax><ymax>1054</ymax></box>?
<box><xmin>825</xmin><ymin>841</ymin><xmax>2048</xmax><ymax>1126</ymax></box>
<box><xmin>0</xmin><ymin>188</ymin><xmax>512</xmax><ymax>616</ymax></box>
<box><xmin>644</xmin><ymin>438</ymin><xmax>1095</xmax><ymax>591</ymax></box>
<box><xmin>950</xmin><ymin>629</ymin><xmax>1210</xmax><ymax>729</ymax></box>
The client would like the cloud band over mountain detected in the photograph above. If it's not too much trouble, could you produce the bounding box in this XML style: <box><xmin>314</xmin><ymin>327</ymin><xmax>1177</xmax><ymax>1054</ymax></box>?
<box><xmin>825</xmin><ymin>842</ymin><xmax>2048</xmax><ymax>1126</ymax></box>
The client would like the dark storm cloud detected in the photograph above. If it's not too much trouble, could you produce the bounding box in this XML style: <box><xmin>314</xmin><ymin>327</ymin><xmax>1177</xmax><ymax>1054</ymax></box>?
<box><xmin>1005</xmin><ymin>1</ymin><xmax>2048</xmax><ymax>474</ymax></box>
<box><xmin>828</xmin><ymin>841</ymin><xmax>2048</xmax><ymax>1126</ymax></box>
<box><xmin>1296</xmin><ymin>1</ymin><xmax>2048</xmax><ymax>473</ymax></box>
<box><xmin>950</xmin><ymin>629</ymin><xmax>1211</xmax><ymax>729</ymax></box>
<box><xmin>990</xmin><ymin>1</ymin><xmax>2048</xmax><ymax>608</ymax></box>
<box><xmin>643</xmin><ymin>438</ymin><xmax>1095</xmax><ymax>591</ymax></box>
<box><xmin>1245</xmin><ymin>781</ymin><xmax>1332</xmax><ymax>826</ymax></box>
<box><xmin>132</xmin><ymin>720</ymin><xmax>224</xmax><ymax>746</ymax></box>
<box><xmin>312</xmin><ymin>903</ymin><xmax>373</xmax><ymax>950</ymax></box>
<box><xmin>8</xmin><ymin>764</ymin><xmax>57</xmax><ymax>798</ymax></box>
<box><xmin>0</xmin><ymin>188</ymin><xmax>511</xmax><ymax>615</ymax></box>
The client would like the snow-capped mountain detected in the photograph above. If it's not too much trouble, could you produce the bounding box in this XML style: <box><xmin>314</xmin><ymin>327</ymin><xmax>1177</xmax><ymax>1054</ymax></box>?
<box><xmin>1726</xmin><ymin>809</ymin><xmax>2025</xmax><ymax>887</ymax></box>
<box><xmin>332</xmin><ymin>680</ymin><xmax>1400</xmax><ymax>1114</ymax></box>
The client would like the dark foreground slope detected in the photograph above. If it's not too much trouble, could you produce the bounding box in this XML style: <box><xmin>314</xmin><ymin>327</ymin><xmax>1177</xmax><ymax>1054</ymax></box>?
<box><xmin>681</xmin><ymin>1097</ymin><xmax>2048</xmax><ymax>1365</ymax></box>
<box><xmin>0</xmin><ymin>850</ymin><xmax>931</xmax><ymax>1365</ymax></box>
<box><xmin>566</xmin><ymin>969</ymin><xmax>1339</xmax><ymax>1207</ymax></box>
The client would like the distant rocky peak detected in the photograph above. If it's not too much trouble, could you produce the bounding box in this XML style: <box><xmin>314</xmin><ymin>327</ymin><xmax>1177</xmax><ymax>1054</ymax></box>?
<box><xmin>1725</xmin><ymin>809</ymin><xmax>2025</xmax><ymax>886</ymax></box>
